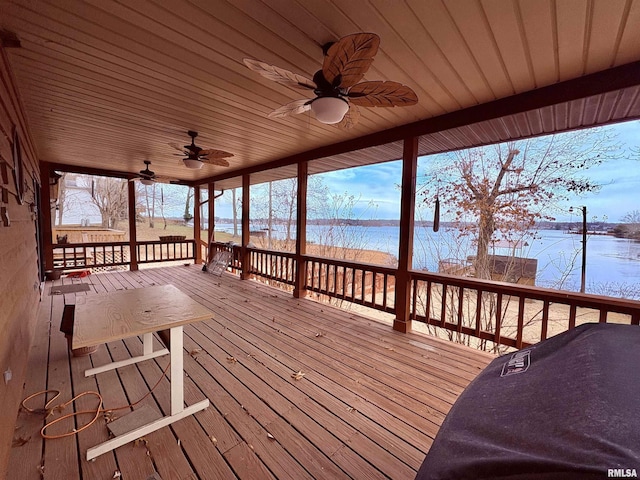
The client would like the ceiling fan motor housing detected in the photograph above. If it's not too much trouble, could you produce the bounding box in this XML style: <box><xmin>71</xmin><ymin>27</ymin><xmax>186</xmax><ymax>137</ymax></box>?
<box><xmin>310</xmin><ymin>96</ymin><xmax>349</xmax><ymax>124</ymax></box>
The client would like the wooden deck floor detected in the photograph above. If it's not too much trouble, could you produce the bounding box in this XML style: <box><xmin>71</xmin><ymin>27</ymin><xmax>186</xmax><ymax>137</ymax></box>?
<box><xmin>10</xmin><ymin>265</ymin><xmax>494</xmax><ymax>480</ymax></box>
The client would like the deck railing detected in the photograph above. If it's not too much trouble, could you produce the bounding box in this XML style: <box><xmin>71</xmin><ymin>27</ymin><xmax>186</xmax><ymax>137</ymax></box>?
<box><xmin>137</xmin><ymin>239</ymin><xmax>195</xmax><ymax>264</ymax></box>
<box><xmin>248</xmin><ymin>247</ymin><xmax>296</xmax><ymax>286</ymax></box>
<box><xmin>304</xmin><ymin>255</ymin><xmax>396</xmax><ymax>314</ymax></box>
<box><xmin>52</xmin><ymin>239</ymin><xmax>196</xmax><ymax>271</ymax></box>
<box><xmin>210</xmin><ymin>242</ymin><xmax>242</xmax><ymax>273</ymax></box>
<box><xmin>53</xmin><ymin>242</ymin><xmax>130</xmax><ymax>270</ymax></box>
<box><xmin>211</xmin><ymin>241</ymin><xmax>640</xmax><ymax>351</ymax></box>
<box><xmin>409</xmin><ymin>270</ymin><xmax>640</xmax><ymax>350</ymax></box>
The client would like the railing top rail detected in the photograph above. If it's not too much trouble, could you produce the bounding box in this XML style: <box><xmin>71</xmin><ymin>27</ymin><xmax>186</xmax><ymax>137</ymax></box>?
<box><xmin>303</xmin><ymin>253</ymin><xmax>397</xmax><ymax>275</ymax></box>
<box><xmin>54</xmin><ymin>241</ymin><xmax>129</xmax><ymax>248</ymax></box>
<box><xmin>246</xmin><ymin>246</ymin><xmax>297</xmax><ymax>259</ymax></box>
<box><xmin>410</xmin><ymin>269</ymin><xmax>640</xmax><ymax>314</ymax></box>
<box><xmin>137</xmin><ymin>239</ymin><xmax>196</xmax><ymax>245</ymax></box>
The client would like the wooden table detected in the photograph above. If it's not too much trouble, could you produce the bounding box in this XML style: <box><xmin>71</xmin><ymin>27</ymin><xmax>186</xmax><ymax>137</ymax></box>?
<box><xmin>73</xmin><ymin>284</ymin><xmax>213</xmax><ymax>460</ymax></box>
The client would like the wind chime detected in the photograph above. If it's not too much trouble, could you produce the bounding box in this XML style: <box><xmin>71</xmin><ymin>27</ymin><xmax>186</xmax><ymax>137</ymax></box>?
<box><xmin>433</xmin><ymin>182</ymin><xmax>440</xmax><ymax>232</ymax></box>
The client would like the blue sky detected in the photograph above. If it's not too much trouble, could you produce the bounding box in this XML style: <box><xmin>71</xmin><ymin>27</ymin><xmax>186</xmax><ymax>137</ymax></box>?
<box><xmin>314</xmin><ymin>120</ymin><xmax>640</xmax><ymax>222</ymax></box>
<box><xmin>213</xmin><ymin>120</ymin><xmax>640</xmax><ymax>223</ymax></box>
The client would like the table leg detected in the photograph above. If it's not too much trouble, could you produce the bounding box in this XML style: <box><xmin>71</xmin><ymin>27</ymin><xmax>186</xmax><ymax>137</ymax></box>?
<box><xmin>143</xmin><ymin>332</ymin><xmax>153</xmax><ymax>355</ymax></box>
<box><xmin>86</xmin><ymin>324</ymin><xmax>208</xmax><ymax>460</ymax></box>
<box><xmin>170</xmin><ymin>326</ymin><xmax>183</xmax><ymax>415</ymax></box>
<box><xmin>84</xmin><ymin>333</ymin><xmax>169</xmax><ymax>377</ymax></box>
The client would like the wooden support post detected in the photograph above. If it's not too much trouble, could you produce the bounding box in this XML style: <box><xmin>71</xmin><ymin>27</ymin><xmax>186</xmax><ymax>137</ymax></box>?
<box><xmin>127</xmin><ymin>180</ymin><xmax>138</xmax><ymax>270</ymax></box>
<box><xmin>294</xmin><ymin>161</ymin><xmax>308</xmax><ymax>298</ymax></box>
<box><xmin>394</xmin><ymin>136</ymin><xmax>418</xmax><ymax>333</ymax></box>
<box><xmin>193</xmin><ymin>186</ymin><xmax>202</xmax><ymax>265</ymax></box>
<box><xmin>241</xmin><ymin>174</ymin><xmax>251</xmax><ymax>280</ymax></box>
<box><xmin>208</xmin><ymin>182</ymin><xmax>215</xmax><ymax>264</ymax></box>
<box><xmin>39</xmin><ymin>161</ymin><xmax>54</xmax><ymax>271</ymax></box>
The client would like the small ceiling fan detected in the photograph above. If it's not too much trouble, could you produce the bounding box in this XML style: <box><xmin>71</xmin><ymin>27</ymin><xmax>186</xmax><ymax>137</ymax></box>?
<box><xmin>169</xmin><ymin>130</ymin><xmax>234</xmax><ymax>169</ymax></box>
<box><xmin>130</xmin><ymin>161</ymin><xmax>177</xmax><ymax>185</ymax></box>
<box><xmin>243</xmin><ymin>32</ymin><xmax>418</xmax><ymax>128</ymax></box>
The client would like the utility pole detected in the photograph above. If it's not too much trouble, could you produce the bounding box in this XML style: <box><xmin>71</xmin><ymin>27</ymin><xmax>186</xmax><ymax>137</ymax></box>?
<box><xmin>570</xmin><ymin>206</ymin><xmax>587</xmax><ymax>293</ymax></box>
<box><xmin>580</xmin><ymin>206</ymin><xmax>587</xmax><ymax>293</ymax></box>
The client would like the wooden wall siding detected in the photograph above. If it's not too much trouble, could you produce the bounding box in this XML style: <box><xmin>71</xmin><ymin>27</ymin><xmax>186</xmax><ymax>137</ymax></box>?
<box><xmin>0</xmin><ymin>48</ymin><xmax>40</xmax><ymax>480</ymax></box>
<box><xmin>2</xmin><ymin>1</ymin><xmax>640</xmax><ymax>185</ymax></box>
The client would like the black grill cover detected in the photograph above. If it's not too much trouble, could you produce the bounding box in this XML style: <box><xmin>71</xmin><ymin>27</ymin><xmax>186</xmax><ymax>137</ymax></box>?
<box><xmin>416</xmin><ymin>323</ymin><xmax>640</xmax><ymax>480</ymax></box>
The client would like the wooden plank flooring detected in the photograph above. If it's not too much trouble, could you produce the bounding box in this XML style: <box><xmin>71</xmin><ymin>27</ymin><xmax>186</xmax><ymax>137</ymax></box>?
<box><xmin>10</xmin><ymin>265</ymin><xmax>494</xmax><ymax>480</ymax></box>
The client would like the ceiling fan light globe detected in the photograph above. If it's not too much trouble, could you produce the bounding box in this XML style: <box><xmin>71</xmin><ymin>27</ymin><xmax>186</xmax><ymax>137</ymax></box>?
<box><xmin>310</xmin><ymin>97</ymin><xmax>349</xmax><ymax>124</ymax></box>
<box><xmin>140</xmin><ymin>178</ymin><xmax>154</xmax><ymax>186</ymax></box>
<box><xmin>183</xmin><ymin>158</ymin><xmax>204</xmax><ymax>169</ymax></box>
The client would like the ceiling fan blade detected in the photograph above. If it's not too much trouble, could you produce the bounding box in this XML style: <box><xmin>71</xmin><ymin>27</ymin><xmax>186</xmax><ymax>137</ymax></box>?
<box><xmin>347</xmin><ymin>81</ymin><xmax>418</xmax><ymax>107</ymax></box>
<box><xmin>322</xmin><ymin>33</ymin><xmax>380</xmax><ymax>88</ymax></box>
<box><xmin>243</xmin><ymin>58</ymin><xmax>316</xmax><ymax>90</ymax></box>
<box><xmin>337</xmin><ymin>104</ymin><xmax>361</xmax><ymax>129</ymax></box>
<box><xmin>201</xmin><ymin>157</ymin><xmax>230</xmax><ymax>167</ymax></box>
<box><xmin>168</xmin><ymin>142</ymin><xmax>186</xmax><ymax>153</ymax></box>
<box><xmin>155</xmin><ymin>175</ymin><xmax>180</xmax><ymax>183</ymax></box>
<box><xmin>199</xmin><ymin>149</ymin><xmax>234</xmax><ymax>158</ymax></box>
<box><xmin>268</xmin><ymin>99</ymin><xmax>312</xmax><ymax>118</ymax></box>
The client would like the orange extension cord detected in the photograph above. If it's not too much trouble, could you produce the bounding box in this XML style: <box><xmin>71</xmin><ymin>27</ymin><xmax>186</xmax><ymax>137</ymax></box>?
<box><xmin>21</xmin><ymin>361</ymin><xmax>171</xmax><ymax>440</ymax></box>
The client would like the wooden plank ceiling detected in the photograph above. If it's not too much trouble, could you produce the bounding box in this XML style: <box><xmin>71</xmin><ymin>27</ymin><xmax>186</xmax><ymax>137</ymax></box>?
<box><xmin>2</xmin><ymin>0</ymin><xmax>640</xmax><ymax>186</ymax></box>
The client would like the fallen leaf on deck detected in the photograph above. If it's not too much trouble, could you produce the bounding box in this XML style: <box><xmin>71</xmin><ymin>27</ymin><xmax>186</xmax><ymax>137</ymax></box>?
<box><xmin>103</xmin><ymin>411</ymin><xmax>116</xmax><ymax>423</ymax></box>
<box><xmin>134</xmin><ymin>437</ymin><xmax>148</xmax><ymax>447</ymax></box>
<box><xmin>113</xmin><ymin>471</ymin><xmax>121</xmax><ymax>478</ymax></box>
<box><xmin>347</xmin><ymin>407</ymin><xmax>357</xmax><ymax>413</ymax></box>
<box><xmin>226</xmin><ymin>356</ymin><xmax>237</xmax><ymax>363</ymax></box>
<box><xmin>291</xmin><ymin>371</ymin><xmax>305</xmax><ymax>381</ymax></box>
<box><xmin>189</xmin><ymin>348</ymin><xmax>203</xmax><ymax>358</ymax></box>
<box><xmin>267</xmin><ymin>433</ymin><xmax>275</xmax><ymax>440</ymax></box>
<box><xmin>11</xmin><ymin>435</ymin><xmax>30</xmax><ymax>447</ymax></box>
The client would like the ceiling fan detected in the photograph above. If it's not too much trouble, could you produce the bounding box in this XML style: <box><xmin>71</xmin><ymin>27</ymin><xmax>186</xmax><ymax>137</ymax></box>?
<box><xmin>243</xmin><ymin>32</ymin><xmax>418</xmax><ymax>128</ymax></box>
<box><xmin>169</xmin><ymin>130</ymin><xmax>234</xmax><ymax>169</ymax></box>
<box><xmin>129</xmin><ymin>161</ymin><xmax>177</xmax><ymax>185</ymax></box>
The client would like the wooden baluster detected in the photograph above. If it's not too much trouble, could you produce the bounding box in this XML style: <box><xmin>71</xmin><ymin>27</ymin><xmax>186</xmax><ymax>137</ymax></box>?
<box><xmin>599</xmin><ymin>309</ymin><xmax>607</xmax><ymax>323</ymax></box>
<box><xmin>516</xmin><ymin>296</ymin><xmax>525</xmax><ymax>350</ymax></box>
<box><xmin>568</xmin><ymin>304</ymin><xmax>577</xmax><ymax>329</ymax></box>
<box><xmin>541</xmin><ymin>301</ymin><xmax>550</xmax><ymax>340</ymax></box>
<box><xmin>494</xmin><ymin>293</ymin><xmax>503</xmax><ymax>347</ymax></box>
<box><xmin>439</xmin><ymin>283</ymin><xmax>447</xmax><ymax>327</ymax></box>
<box><xmin>474</xmin><ymin>290</ymin><xmax>482</xmax><ymax>338</ymax></box>
<box><xmin>425</xmin><ymin>280</ymin><xmax>432</xmax><ymax>322</ymax></box>
<box><xmin>456</xmin><ymin>287</ymin><xmax>464</xmax><ymax>334</ymax></box>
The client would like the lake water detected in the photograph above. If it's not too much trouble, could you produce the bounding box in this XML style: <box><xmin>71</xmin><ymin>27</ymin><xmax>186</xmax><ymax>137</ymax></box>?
<box><xmin>215</xmin><ymin>223</ymin><xmax>640</xmax><ymax>293</ymax></box>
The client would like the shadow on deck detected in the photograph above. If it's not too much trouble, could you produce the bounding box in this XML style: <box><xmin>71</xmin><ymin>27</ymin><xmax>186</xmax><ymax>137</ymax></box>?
<box><xmin>10</xmin><ymin>265</ymin><xmax>493</xmax><ymax>480</ymax></box>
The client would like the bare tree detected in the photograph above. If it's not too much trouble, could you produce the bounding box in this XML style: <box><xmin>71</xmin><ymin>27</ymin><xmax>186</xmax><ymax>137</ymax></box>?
<box><xmin>86</xmin><ymin>176</ymin><xmax>128</xmax><ymax>228</ymax></box>
<box><xmin>415</xmin><ymin>130</ymin><xmax>619</xmax><ymax>353</ymax></box>
<box><xmin>144</xmin><ymin>183</ymin><xmax>157</xmax><ymax>228</ymax></box>
<box><xmin>419</xmin><ymin>130</ymin><xmax>619</xmax><ymax>280</ymax></box>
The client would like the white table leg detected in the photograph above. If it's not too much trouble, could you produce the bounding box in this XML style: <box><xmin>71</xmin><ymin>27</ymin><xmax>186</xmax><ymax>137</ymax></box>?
<box><xmin>86</xmin><ymin>399</ymin><xmax>209</xmax><ymax>460</ymax></box>
<box><xmin>85</xmin><ymin>324</ymin><xmax>209</xmax><ymax>460</ymax></box>
<box><xmin>84</xmin><ymin>332</ymin><xmax>167</xmax><ymax>377</ymax></box>
<box><xmin>170</xmin><ymin>325</ymin><xmax>183</xmax><ymax>415</ymax></box>
<box><xmin>85</xmin><ymin>348</ymin><xmax>169</xmax><ymax>377</ymax></box>
<box><xmin>143</xmin><ymin>332</ymin><xmax>153</xmax><ymax>355</ymax></box>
